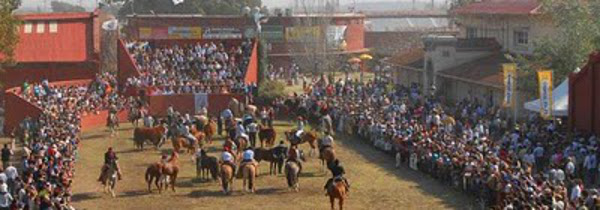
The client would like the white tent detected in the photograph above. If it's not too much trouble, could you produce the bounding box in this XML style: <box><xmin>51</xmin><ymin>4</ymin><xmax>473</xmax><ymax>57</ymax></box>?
<box><xmin>524</xmin><ymin>78</ymin><xmax>569</xmax><ymax>116</ymax></box>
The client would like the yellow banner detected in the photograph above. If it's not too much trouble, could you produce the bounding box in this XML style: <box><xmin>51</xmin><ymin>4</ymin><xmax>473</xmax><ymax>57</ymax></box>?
<box><xmin>537</xmin><ymin>70</ymin><xmax>553</xmax><ymax>119</ymax></box>
<box><xmin>285</xmin><ymin>26</ymin><xmax>321</xmax><ymax>41</ymax></box>
<box><xmin>139</xmin><ymin>27</ymin><xmax>152</xmax><ymax>39</ymax></box>
<box><xmin>502</xmin><ymin>63</ymin><xmax>517</xmax><ymax>107</ymax></box>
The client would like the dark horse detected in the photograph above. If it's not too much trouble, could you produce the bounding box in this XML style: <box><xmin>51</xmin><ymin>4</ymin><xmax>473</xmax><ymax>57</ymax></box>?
<box><xmin>254</xmin><ymin>147</ymin><xmax>287</xmax><ymax>175</ymax></box>
<box><xmin>196</xmin><ymin>149</ymin><xmax>219</xmax><ymax>181</ymax></box>
<box><xmin>285</xmin><ymin>150</ymin><xmax>306</xmax><ymax>192</ymax></box>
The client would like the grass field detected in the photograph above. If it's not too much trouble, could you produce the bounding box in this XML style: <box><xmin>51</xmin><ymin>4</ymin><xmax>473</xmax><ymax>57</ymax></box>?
<box><xmin>67</xmin><ymin>121</ymin><xmax>474</xmax><ymax>210</ymax></box>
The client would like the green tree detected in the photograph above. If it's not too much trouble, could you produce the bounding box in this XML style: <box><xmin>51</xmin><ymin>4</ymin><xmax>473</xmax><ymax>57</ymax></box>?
<box><xmin>515</xmin><ymin>0</ymin><xmax>600</xmax><ymax>93</ymax></box>
<box><xmin>51</xmin><ymin>1</ymin><xmax>86</xmax><ymax>12</ymax></box>
<box><xmin>0</xmin><ymin>0</ymin><xmax>21</xmax><ymax>87</ymax></box>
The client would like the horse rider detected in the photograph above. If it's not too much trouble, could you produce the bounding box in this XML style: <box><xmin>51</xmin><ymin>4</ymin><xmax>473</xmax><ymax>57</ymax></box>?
<box><xmin>143</xmin><ymin>114</ymin><xmax>155</xmax><ymax>128</ymax></box>
<box><xmin>221</xmin><ymin>146</ymin><xmax>237</xmax><ymax>176</ymax></box>
<box><xmin>240</xmin><ymin>147</ymin><xmax>258</xmax><ymax>170</ymax></box>
<box><xmin>320</xmin><ymin>131</ymin><xmax>334</xmax><ymax>156</ymax></box>
<box><xmin>235</xmin><ymin>121</ymin><xmax>246</xmax><ymax>140</ymax></box>
<box><xmin>286</xmin><ymin>144</ymin><xmax>303</xmax><ymax>174</ymax></box>
<box><xmin>221</xmin><ymin>108</ymin><xmax>233</xmax><ymax>125</ymax></box>
<box><xmin>178</xmin><ymin>120</ymin><xmax>197</xmax><ymax>145</ymax></box>
<box><xmin>325</xmin><ymin>159</ymin><xmax>349</xmax><ymax>194</ymax></box>
<box><xmin>167</xmin><ymin>105</ymin><xmax>175</xmax><ymax>124</ymax></box>
<box><xmin>294</xmin><ymin>116</ymin><xmax>305</xmax><ymax>142</ymax></box>
<box><xmin>98</xmin><ymin>147</ymin><xmax>122</xmax><ymax>181</ymax></box>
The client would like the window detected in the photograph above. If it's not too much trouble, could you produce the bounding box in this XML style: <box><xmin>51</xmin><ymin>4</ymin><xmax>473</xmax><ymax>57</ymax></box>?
<box><xmin>466</xmin><ymin>27</ymin><xmax>477</xmax><ymax>39</ymax></box>
<box><xmin>24</xmin><ymin>22</ymin><xmax>32</xmax><ymax>33</ymax></box>
<box><xmin>513</xmin><ymin>29</ymin><xmax>529</xmax><ymax>46</ymax></box>
<box><xmin>36</xmin><ymin>22</ymin><xmax>45</xmax><ymax>33</ymax></box>
<box><xmin>49</xmin><ymin>21</ymin><xmax>57</xmax><ymax>33</ymax></box>
<box><xmin>442</xmin><ymin>50</ymin><xmax>450</xmax><ymax>57</ymax></box>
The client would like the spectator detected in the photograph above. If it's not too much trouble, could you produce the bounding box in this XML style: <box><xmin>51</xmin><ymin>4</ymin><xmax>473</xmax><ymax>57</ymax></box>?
<box><xmin>1</xmin><ymin>145</ymin><xmax>12</xmax><ymax>170</ymax></box>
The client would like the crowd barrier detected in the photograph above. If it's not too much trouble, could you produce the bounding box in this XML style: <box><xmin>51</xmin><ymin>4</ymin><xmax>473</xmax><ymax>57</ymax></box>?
<box><xmin>147</xmin><ymin>93</ymin><xmax>244</xmax><ymax>117</ymax></box>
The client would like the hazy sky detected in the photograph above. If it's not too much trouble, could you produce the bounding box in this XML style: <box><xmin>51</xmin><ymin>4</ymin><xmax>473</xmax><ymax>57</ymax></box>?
<box><xmin>20</xmin><ymin>0</ymin><xmax>439</xmax><ymax>11</ymax></box>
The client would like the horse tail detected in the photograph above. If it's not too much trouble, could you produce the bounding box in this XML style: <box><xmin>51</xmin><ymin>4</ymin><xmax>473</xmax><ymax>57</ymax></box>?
<box><xmin>145</xmin><ymin>167</ymin><xmax>151</xmax><ymax>182</ymax></box>
<box><xmin>249</xmin><ymin>166</ymin><xmax>255</xmax><ymax>190</ymax></box>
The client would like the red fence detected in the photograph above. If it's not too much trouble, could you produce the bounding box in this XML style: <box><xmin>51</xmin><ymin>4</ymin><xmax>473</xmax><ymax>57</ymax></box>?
<box><xmin>148</xmin><ymin>93</ymin><xmax>244</xmax><ymax>117</ymax></box>
<box><xmin>569</xmin><ymin>52</ymin><xmax>600</xmax><ymax>134</ymax></box>
<box><xmin>80</xmin><ymin>110</ymin><xmax>129</xmax><ymax>132</ymax></box>
<box><xmin>117</xmin><ymin>39</ymin><xmax>141</xmax><ymax>89</ymax></box>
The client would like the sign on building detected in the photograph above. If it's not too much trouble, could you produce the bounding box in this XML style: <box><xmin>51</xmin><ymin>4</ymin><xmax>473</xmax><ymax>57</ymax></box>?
<box><xmin>326</xmin><ymin>25</ymin><xmax>347</xmax><ymax>49</ymax></box>
<box><xmin>139</xmin><ymin>27</ymin><xmax>201</xmax><ymax>39</ymax></box>
<box><xmin>261</xmin><ymin>25</ymin><xmax>284</xmax><ymax>42</ymax></box>
<box><xmin>203</xmin><ymin>28</ymin><xmax>243</xmax><ymax>39</ymax></box>
<box><xmin>285</xmin><ymin>26</ymin><xmax>321</xmax><ymax>42</ymax></box>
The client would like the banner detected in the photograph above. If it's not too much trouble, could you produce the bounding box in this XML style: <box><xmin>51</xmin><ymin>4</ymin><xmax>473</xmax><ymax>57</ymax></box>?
<box><xmin>537</xmin><ymin>70</ymin><xmax>553</xmax><ymax>119</ymax></box>
<box><xmin>194</xmin><ymin>93</ymin><xmax>208</xmax><ymax>114</ymax></box>
<box><xmin>285</xmin><ymin>26</ymin><xmax>321</xmax><ymax>42</ymax></box>
<box><xmin>203</xmin><ymin>28</ymin><xmax>242</xmax><ymax>39</ymax></box>
<box><xmin>262</xmin><ymin>25</ymin><xmax>284</xmax><ymax>42</ymax></box>
<box><xmin>326</xmin><ymin>25</ymin><xmax>347</xmax><ymax>49</ymax></box>
<box><xmin>167</xmin><ymin>27</ymin><xmax>202</xmax><ymax>39</ymax></box>
<box><xmin>502</xmin><ymin>63</ymin><xmax>517</xmax><ymax>107</ymax></box>
<box><xmin>139</xmin><ymin>27</ymin><xmax>152</xmax><ymax>39</ymax></box>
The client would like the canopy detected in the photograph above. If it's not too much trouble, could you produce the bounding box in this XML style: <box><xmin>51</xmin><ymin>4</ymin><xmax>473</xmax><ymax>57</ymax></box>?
<box><xmin>359</xmin><ymin>54</ymin><xmax>373</xmax><ymax>60</ymax></box>
<box><xmin>348</xmin><ymin>57</ymin><xmax>361</xmax><ymax>63</ymax></box>
<box><xmin>524</xmin><ymin>78</ymin><xmax>568</xmax><ymax>117</ymax></box>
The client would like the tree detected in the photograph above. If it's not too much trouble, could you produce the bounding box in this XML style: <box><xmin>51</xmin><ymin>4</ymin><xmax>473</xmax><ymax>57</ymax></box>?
<box><xmin>51</xmin><ymin>1</ymin><xmax>86</xmax><ymax>12</ymax></box>
<box><xmin>515</xmin><ymin>0</ymin><xmax>600</xmax><ymax>93</ymax></box>
<box><xmin>0</xmin><ymin>0</ymin><xmax>21</xmax><ymax>88</ymax></box>
<box><xmin>118</xmin><ymin>0</ymin><xmax>261</xmax><ymax>16</ymax></box>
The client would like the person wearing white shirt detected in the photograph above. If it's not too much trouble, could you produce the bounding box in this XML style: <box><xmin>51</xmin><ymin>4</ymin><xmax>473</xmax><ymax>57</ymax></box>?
<box><xmin>0</xmin><ymin>184</ymin><xmax>12</xmax><ymax>210</ymax></box>
<box><xmin>570</xmin><ymin>180</ymin><xmax>582</xmax><ymax>202</ymax></box>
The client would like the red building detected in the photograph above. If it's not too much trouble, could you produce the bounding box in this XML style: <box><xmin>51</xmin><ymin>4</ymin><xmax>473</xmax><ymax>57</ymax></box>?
<box><xmin>0</xmin><ymin>12</ymin><xmax>100</xmax><ymax>99</ymax></box>
<box><xmin>569</xmin><ymin>51</ymin><xmax>600</xmax><ymax>134</ymax></box>
<box><xmin>124</xmin><ymin>13</ymin><xmax>367</xmax><ymax>69</ymax></box>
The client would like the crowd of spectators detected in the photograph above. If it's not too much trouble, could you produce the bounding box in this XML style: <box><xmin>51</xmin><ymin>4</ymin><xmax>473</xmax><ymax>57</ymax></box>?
<box><xmin>6</xmin><ymin>73</ymin><xmax>123</xmax><ymax>209</ymax></box>
<box><xmin>288</xmin><ymin>74</ymin><xmax>600</xmax><ymax>209</ymax></box>
<box><xmin>125</xmin><ymin>41</ymin><xmax>255</xmax><ymax>95</ymax></box>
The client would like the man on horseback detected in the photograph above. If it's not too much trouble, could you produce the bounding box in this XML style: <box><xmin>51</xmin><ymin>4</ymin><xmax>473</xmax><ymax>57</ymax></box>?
<box><xmin>98</xmin><ymin>147</ymin><xmax>122</xmax><ymax>182</ymax></box>
<box><xmin>320</xmin><ymin>131</ymin><xmax>334</xmax><ymax>156</ymax></box>
<box><xmin>325</xmin><ymin>159</ymin><xmax>349</xmax><ymax>194</ymax></box>
<box><xmin>221</xmin><ymin>146</ymin><xmax>237</xmax><ymax>176</ymax></box>
<box><xmin>292</xmin><ymin>116</ymin><xmax>305</xmax><ymax>144</ymax></box>
<box><xmin>240</xmin><ymin>147</ymin><xmax>257</xmax><ymax>167</ymax></box>
<box><xmin>178</xmin><ymin>121</ymin><xmax>197</xmax><ymax>146</ymax></box>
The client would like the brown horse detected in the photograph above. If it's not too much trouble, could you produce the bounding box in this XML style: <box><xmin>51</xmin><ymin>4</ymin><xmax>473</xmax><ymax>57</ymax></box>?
<box><xmin>284</xmin><ymin>131</ymin><xmax>318</xmax><ymax>156</ymax></box>
<box><xmin>328</xmin><ymin>180</ymin><xmax>347</xmax><ymax>210</ymax></box>
<box><xmin>320</xmin><ymin>147</ymin><xmax>336</xmax><ymax>172</ymax></box>
<box><xmin>203</xmin><ymin>119</ymin><xmax>217</xmax><ymax>144</ymax></box>
<box><xmin>133</xmin><ymin>125</ymin><xmax>168</xmax><ymax>150</ymax></box>
<box><xmin>190</xmin><ymin>128</ymin><xmax>206</xmax><ymax>147</ymax></box>
<box><xmin>145</xmin><ymin>153</ymin><xmax>179</xmax><ymax>193</ymax></box>
<box><xmin>254</xmin><ymin>147</ymin><xmax>285</xmax><ymax>175</ymax></box>
<box><xmin>258</xmin><ymin>126</ymin><xmax>276</xmax><ymax>148</ymax></box>
<box><xmin>196</xmin><ymin>149</ymin><xmax>219</xmax><ymax>181</ymax></box>
<box><xmin>242</xmin><ymin>163</ymin><xmax>257</xmax><ymax>193</ymax></box>
<box><xmin>220</xmin><ymin>164</ymin><xmax>234</xmax><ymax>195</ymax></box>
<box><xmin>171</xmin><ymin>137</ymin><xmax>197</xmax><ymax>154</ymax></box>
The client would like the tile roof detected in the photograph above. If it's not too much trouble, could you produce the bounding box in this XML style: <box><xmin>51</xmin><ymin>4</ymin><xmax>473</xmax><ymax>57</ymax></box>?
<box><xmin>453</xmin><ymin>0</ymin><xmax>541</xmax><ymax>15</ymax></box>
<box><xmin>438</xmin><ymin>53</ymin><xmax>509</xmax><ymax>88</ymax></box>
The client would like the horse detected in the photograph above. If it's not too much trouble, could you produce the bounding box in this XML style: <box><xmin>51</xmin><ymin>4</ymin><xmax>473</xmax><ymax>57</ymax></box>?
<box><xmin>196</xmin><ymin>149</ymin><xmax>219</xmax><ymax>181</ymax></box>
<box><xmin>128</xmin><ymin>107</ymin><xmax>142</xmax><ymax>127</ymax></box>
<box><xmin>320</xmin><ymin>147</ymin><xmax>336</xmax><ymax>172</ymax></box>
<box><xmin>284</xmin><ymin>131</ymin><xmax>318</xmax><ymax>156</ymax></box>
<box><xmin>328</xmin><ymin>180</ymin><xmax>347</xmax><ymax>210</ymax></box>
<box><xmin>242</xmin><ymin>163</ymin><xmax>257</xmax><ymax>193</ymax></box>
<box><xmin>145</xmin><ymin>152</ymin><xmax>179</xmax><ymax>193</ymax></box>
<box><xmin>171</xmin><ymin>137</ymin><xmax>197</xmax><ymax>154</ymax></box>
<box><xmin>100</xmin><ymin>161</ymin><xmax>119</xmax><ymax>197</ymax></box>
<box><xmin>254</xmin><ymin>147</ymin><xmax>285</xmax><ymax>175</ymax></box>
<box><xmin>203</xmin><ymin>119</ymin><xmax>217</xmax><ymax>144</ymax></box>
<box><xmin>220</xmin><ymin>163</ymin><xmax>234</xmax><ymax>195</ymax></box>
<box><xmin>107</xmin><ymin>113</ymin><xmax>119</xmax><ymax>137</ymax></box>
<box><xmin>285</xmin><ymin>151</ymin><xmax>306</xmax><ymax>192</ymax></box>
<box><xmin>133</xmin><ymin>125</ymin><xmax>168</xmax><ymax>150</ymax></box>
<box><xmin>258</xmin><ymin>126</ymin><xmax>276</xmax><ymax>148</ymax></box>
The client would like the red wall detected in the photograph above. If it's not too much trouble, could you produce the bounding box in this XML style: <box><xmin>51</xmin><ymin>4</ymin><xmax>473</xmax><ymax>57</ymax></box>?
<box><xmin>569</xmin><ymin>51</ymin><xmax>600</xmax><ymax>134</ymax></box>
<box><xmin>0</xmin><ymin>63</ymin><xmax>97</xmax><ymax>89</ymax></box>
<box><xmin>3</xmin><ymin>88</ymin><xmax>43</xmax><ymax>135</ymax></box>
<box><xmin>117</xmin><ymin>39</ymin><xmax>140</xmax><ymax>89</ymax></box>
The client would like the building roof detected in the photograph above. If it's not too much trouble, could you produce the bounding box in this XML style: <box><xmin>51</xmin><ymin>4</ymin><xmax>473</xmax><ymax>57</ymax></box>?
<box><xmin>453</xmin><ymin>0</ymin><xmax>541</xmax><ymax>16</ymax></box>
<box><xmin>438</xmin><ymin>53</ymin><xmax>509</xmax><ymax>88</ymax></box>
<box><xmin>0</xmin><ymin>12</ymin><xmax>97</xmax><ymax>63</ymax></box>
<box><xmin>127</xmin><ymin>13</ymin><xmax>365</xmax><ymax>18</ymax></box>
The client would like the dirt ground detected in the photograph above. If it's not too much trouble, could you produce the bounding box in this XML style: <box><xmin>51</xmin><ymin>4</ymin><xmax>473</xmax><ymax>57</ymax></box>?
<box><xmin>67</xmin><ymin>121</ymin><xmax>475</xmax><ymax>210</ymax></box>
